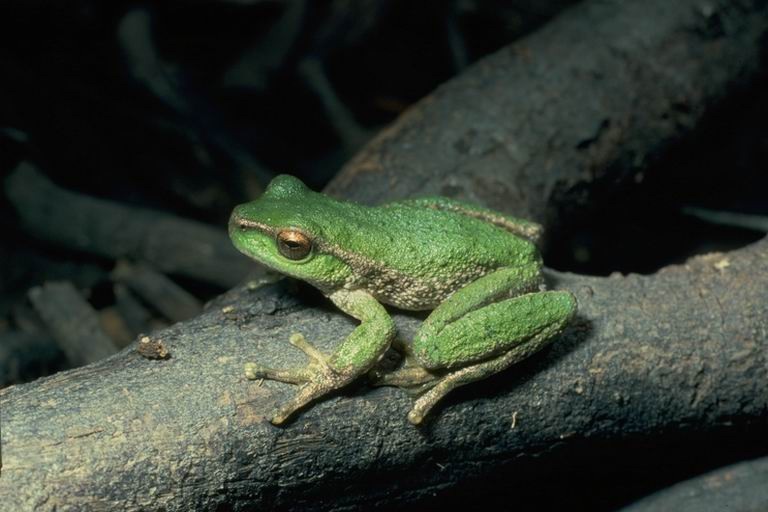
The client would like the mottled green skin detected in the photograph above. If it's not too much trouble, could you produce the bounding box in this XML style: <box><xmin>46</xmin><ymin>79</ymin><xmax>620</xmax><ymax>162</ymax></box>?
<box><xmin>229</xmin><ymin>176</ymin><xmax>539</xmax><ymax>307</ymax></box>
<box><xmin>230</xmin><ymin>175</ymin><xmax>577</xmax><ymax>425</ymax></box>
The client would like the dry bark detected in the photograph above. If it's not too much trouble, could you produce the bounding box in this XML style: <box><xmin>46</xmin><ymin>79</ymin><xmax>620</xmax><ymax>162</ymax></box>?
<box><xmin>1</xmin><ymin>0</ymin><xmax>767</xmax><ymax>510</ymax></box>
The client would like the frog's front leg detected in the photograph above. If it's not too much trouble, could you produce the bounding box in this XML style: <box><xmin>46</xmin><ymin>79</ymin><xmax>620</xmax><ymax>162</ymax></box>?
<box><xmin>245</xmin><ymin>289</ymin><xmax>395</xmax><ymax>425</ymax></box>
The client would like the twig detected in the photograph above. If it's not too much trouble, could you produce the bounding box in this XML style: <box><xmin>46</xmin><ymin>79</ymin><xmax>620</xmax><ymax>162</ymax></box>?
<box><xmin>27</xmin><ymin>281</ymin><xmax>118</xmax><ymax>366</ymax></box>
<box><xmin>112</xmin><ymin>261</ymin><xmax>202</xmax><ymax>323</ymax></box>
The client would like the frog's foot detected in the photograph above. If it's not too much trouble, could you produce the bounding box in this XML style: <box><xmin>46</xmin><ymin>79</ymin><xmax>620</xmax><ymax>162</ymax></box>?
<box><xmin>406</xmin><ymin>342</ymin><xmax>537</xmax><ymax>425</ymax></box>
<box><xmin>270</xmin><ymin>379</ymin><xmax>335</xmax><ymax>425</ymax></box>
<box><xmin>245</xmin><ymin>333</ymin><xmax>354</xmax><ymax>425</ymax></box>
<box><xmin>244</xmin><ymin>361</ymin><xmax>310</xmax><ymax>384</ymax></box>
<box><xmin>244</xmin><ymin>332</ymin><xmax>332</xmax><ymax>384</ymax></box>
<box><xmin>287</xmin><ymin>332</ymin><xmax>331</xmax><ymax>364</ymax></box>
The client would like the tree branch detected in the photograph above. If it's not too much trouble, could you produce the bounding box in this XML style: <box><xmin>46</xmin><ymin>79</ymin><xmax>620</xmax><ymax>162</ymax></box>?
<box><xmin>621</xmin><ymin>456</ymin><xmax>768</xmax><ymax>512</ymax></box>
<box><xmin>327</xmin><ymin>0</ymin><xmax>768</xmax><ymax>224</ymax></box>
<box><xmin>5</xmin><ymin>163</ymin><xmax>256</xmax><ymax>289</ymax></box>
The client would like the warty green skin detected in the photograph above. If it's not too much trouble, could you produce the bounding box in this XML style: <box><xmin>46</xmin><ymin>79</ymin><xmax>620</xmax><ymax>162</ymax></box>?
<box><xmin>229</xmin><ymin>175</ymin><xmax>577</xmax><ymax>425</ymax></box>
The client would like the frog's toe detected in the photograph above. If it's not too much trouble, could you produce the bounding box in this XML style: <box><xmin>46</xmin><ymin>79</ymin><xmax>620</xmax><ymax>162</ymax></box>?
<box><xmin>244</xmin><ymin>362</ymin><xmax>267</xmax><ymax>380</ymax></box>
<box><xmin>288</xmin><ymin>333</ymin><xmax>332</xmax><ymax>366</ymax></box>
<box><xmin>369</xmin><ymin>366</ymin><xmax>438</xmax><ymax>388</ymax></box>
<box><xmin>407</xmin><ymin>409</ymin><xmax>425</xmax><ymax>425</ymax></box>
<box><xmin>366</xmin><ymin>366</ymin><xmax>387</xmax><ymax>383</ymax></box>
<box><xmin>269</xmin><ymin>377</ymin><xmax>340</xmax><ymax>425</ymax></box>
<box><xmin>270</xmin><ymin>408</ymin><xmax>292</xmax><ymax>425</ymax></box>
<box><xmin>244</xmin><ymin>362</ymin><xmax>310</xmax><ymax>384</ymax></box>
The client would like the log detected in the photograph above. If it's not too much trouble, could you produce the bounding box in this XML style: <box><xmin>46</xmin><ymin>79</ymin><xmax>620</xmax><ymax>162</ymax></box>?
<box><xmin>4</xmin><ymin>163</ymin><xmax>256</xmax><ymax>289</ymax></box>
<box><xmin>1</xmin><ymin>0</ymin><xmax>767</xmax><ymax>510</ymax></box>
<box><xmin>0</xmin><ymin>239</ymin><xmax>766</xmax><ymax>510</ymax></box>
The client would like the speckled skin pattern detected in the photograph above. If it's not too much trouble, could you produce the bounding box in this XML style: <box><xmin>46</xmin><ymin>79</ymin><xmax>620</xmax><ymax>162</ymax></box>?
<box><xmin>230</xmin><ymin>175</ymin><xmax>577</xmax><ymax>424</ymax></box>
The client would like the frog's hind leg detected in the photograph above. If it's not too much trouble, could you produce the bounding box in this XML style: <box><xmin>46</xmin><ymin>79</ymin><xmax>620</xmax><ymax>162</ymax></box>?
<box><xmin>370</xmin><ymin>365</ymin><xmax>440</xmax><ymax>393</ymax></box>
<box><xmin>368</xmin><ymin>338</ymin><xmax>441</xmax><ymax>391</ymax></box>
<box><xmin>407</xmin><ymin>329</ymin><xmax>549</xmax><ymax>425</ymax></box>
<box><xmin>407</xmin><ymin>289</ymin><xmax>577</xmax><ymax>424</ymax></box>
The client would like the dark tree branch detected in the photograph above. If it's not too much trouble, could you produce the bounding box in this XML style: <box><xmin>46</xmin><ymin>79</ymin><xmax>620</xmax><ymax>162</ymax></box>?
<box><xmin>5</xmin><ymin>163</ymin><xmax>257</xmax><ymax>289</ymax></box>
<box><xmin>112</xmin><ymin>262</ymin><xmax>202</xmax><ymax>323</ymax></box>
<box><xmin>326</xmin><ymin>0</ymin><xmax>768</xmax><ymax>224</ymax></box>
<box><xmin>620</xmin><ymin>456</ymin><xmax>768</xmax><ymax>512</ymax></box>
<box><xmin>27</xmin><ymin>281</ymin><xmax>117</xmax><ymax>366</ymax></box>
<box><xmin>1</xmin><ymin>0</ymin><xmax>767</xmax><ymax>510</ymax></box>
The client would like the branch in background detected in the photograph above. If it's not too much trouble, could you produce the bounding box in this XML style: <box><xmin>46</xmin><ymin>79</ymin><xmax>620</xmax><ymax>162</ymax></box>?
<box><xmin>113</xmin><ymin>284</ymin><xmax>156</xmax><ymax>339</ymax></box>
<box><xmin>27</xmin><ymin>281</ymin><xmax>117</xmax><ymax>366</ymax></box>
<box><xmin>0</xmin><ymin>332</ymin><xmax>62</xmax><ymax>387</ymax></box>
<box><xmin>112</xmin><ymin>261</ymin><xmax>202</xmax><ymax>324</ymax></box>
<box><xmin>621</xmin><ymin>456</ymin><xmax>768</xmax><ymax>512</ymax></box>
<box><xmin>681</xmin><ymin>206</ymin><xmax>768</xmax><ymax>233</ymax></box>
<box><xmin>117</xmin><ymin>6</ymin><xmax>275</xmax><ymax>187</ymax></box>
<box><xmin>299</xmin><ymin>57</ymin><xmax>372</xmax><ymax>157</ymax></box>
<box><xmin>221</xmin><ymin>0</ymin><xmax>308</xmax><ymax>91</ymax></box>
<box><xmin>4</xmin><ymin>162</ymin><xmax>257</xmax><ymax>289</ymax></box>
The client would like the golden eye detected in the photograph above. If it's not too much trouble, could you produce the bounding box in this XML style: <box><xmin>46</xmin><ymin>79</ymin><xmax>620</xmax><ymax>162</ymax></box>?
<box><xmin>276</xmin><ymin>230</ymin><xmax>312</xmax><ymax>260</ymax></box>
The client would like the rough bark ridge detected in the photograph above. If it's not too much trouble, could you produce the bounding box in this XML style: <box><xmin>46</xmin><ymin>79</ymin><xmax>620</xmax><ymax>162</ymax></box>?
<box><xmin>1</xmin><ymin>0</ymin><xmax>768</xmax><ymax>510</ymax></box>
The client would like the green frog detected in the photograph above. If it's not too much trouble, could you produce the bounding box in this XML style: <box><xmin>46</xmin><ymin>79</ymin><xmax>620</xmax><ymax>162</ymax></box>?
<box><xmin>229</xmin><ymin>175</ymin><xmax>576</xmax><ymax>425</ymax></box>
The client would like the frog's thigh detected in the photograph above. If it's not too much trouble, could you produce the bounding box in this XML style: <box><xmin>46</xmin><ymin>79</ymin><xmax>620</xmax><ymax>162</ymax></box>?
<box><xmin>412</xmin><ymin>290</ymin><xmax>576</xmax><ymax>370</ymax></box>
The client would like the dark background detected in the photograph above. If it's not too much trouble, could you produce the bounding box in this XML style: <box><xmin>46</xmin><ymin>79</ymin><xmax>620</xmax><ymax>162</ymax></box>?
<box><xmin>1</xmin><ymin>1</ymin><xmax>766</xmax><ymax>510</ymax></box>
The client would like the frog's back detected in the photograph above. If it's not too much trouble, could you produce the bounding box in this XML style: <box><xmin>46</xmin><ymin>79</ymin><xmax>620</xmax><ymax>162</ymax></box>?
<box><xmin>324</xmin><ymin>200</ymin><xmax>541</xmax><ymax>310</ymax></box>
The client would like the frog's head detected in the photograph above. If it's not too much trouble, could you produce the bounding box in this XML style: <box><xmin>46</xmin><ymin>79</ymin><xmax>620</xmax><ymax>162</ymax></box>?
<box><xmin>229</xmin><ymin>175</ymin><xmax>352</xmax><ymax>289</ymax></box>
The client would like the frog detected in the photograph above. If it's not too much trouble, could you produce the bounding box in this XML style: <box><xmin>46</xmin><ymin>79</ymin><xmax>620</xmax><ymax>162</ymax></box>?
<box><xmin>229</xmin><ymin>175</ymin><xmax>577</xmax><ymax>425</ymax></box>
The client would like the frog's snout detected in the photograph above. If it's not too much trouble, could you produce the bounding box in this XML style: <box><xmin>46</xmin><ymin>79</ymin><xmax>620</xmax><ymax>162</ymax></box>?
<box><xmin>228</xmin><ymin>206</ymin><xmax>253</xmax><ymax>233</ymax></box>
<box><xmin>229</xmin><ymin>206</ymin><xmax>249</xmax><ymax>231</ymax></box>
<box><xmin>228</xmin><ymin>209</ymin><xmax>242</xmax><ymax>233</ymax></box>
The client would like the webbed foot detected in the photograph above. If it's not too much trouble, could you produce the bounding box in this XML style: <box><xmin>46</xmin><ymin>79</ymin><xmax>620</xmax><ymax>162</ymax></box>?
<box><xmin>244</xmin><ymin>333</ymin><xmax>349</xmax><ymax>425</ymax></box>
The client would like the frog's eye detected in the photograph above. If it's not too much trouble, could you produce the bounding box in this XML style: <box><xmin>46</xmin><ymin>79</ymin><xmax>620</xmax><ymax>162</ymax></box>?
<box><xmin>276</xmin><ymin>230</ymin><xmax>312</xmax><ymax>260</ymax></box>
